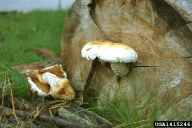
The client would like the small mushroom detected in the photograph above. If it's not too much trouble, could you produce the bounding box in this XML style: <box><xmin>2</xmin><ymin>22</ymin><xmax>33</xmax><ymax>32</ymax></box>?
<box><xmin>81</xmin><ymin>40</ymin><xmax>138</xmax><ymax>77</ymax></box>
<box><xmin>24</xmin><ymin>64</ymin><xmax>75</xmax><ymax>101</ymax></box>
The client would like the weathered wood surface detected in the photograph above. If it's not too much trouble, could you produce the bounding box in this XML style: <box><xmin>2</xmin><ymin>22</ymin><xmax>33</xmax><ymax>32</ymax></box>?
<box><xmin>61</xmin><ymin>0</ymin><xmax>192</xmax><ymax>120</ymax></box>
<box><xmin>0</xmin><ymin>106</ymin><xmax>91</xmax><ymax>128</ymax></box>
<box><xmin>1</xmin><ymin>97</ymin><xmax>113</xmax><ymax>128</ymax></box>
<box><xmin>166</xmin><ymin>0</ymin><xmax>192</xmax><ymax>23</ymax></box>
<box><xmin>32</xmin><ymin>47</ymin><xmax>60</xmax><ymax>59</ymax></box>
<box><xmin>11</xmin><ymin>58</ymin><xmax>61</xmax><ymax>74</ymax></box>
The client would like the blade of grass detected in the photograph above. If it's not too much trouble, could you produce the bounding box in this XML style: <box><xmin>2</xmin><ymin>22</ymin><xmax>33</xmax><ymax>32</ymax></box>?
<box><xmin>8</xmin><ymin>75</ymin><xmax>19</xmax><ymax>126</ymax></box>
<box><xmin>13</xmin><ymin>97</ymin><xmax>23</xmax><ymax>111</ymax></box>
<box><xmin>2</xmin><ymin>73</ymin><xmax>7</xmax><ymax>106</ymax></box>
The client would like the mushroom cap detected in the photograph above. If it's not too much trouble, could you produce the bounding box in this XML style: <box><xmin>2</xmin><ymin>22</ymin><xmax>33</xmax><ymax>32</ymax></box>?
<box><xmin>37</xmin><ymin>64</ymin><xmax>67</xmax><ymax>78</ymax></box>
<box><xmin>33</xmin><ymin>64</ymin><xmax>67</xmax><ymax>83</ymax></box>
<box><xmin>81</xmin><ymin>40</ymin><xmax>138</xmax><ymax>63</ymax></box>
<box><xmin>24</xmin><ymin>73</ymin><xmax>50</xmax><ymax>97</ymax></box>
<box><xmin>50</xmin><ymin>79</ymin><xmax>75</xmax><ymax>100</ymax></box>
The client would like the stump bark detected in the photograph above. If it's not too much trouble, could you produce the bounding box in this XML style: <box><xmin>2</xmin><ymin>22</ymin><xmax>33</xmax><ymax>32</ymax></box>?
<box><xmin>61</xmin><ymin>0</ymin><xmax>192</xmax><ymax>120</ymax></box>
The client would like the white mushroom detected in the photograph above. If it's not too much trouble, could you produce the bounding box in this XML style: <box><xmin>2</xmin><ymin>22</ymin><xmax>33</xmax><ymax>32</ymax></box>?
<box><xmin>25</xmin><ymin>64</ymin><xmax>75</xmax><ymax>101</ymax></box>
<box><xmin>81</xmin><ymin>40</ymin><xmax>138</xmax><ymax>77</ymax></box>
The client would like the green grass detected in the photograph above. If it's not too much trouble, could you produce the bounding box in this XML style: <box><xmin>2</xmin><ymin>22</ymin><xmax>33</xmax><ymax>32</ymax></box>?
<box><xmin>0</xmin><ymin>9</ymin><xmax>68</xmax><ymax>99</ymax></box>
<box><xmin>0</xmin><ymin>10</ymin><xmax>191</xmax><ymax>128</ymax></box>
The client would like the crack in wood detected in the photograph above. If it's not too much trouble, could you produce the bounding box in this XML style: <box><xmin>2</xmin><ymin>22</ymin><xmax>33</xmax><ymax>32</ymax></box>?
<box><xmin>175</xmin><ymin>56</ymin><xmax>192</xmax><ymax>59</ymax></box>
<box><xmin>133</xmin><ymin>66</ymin><xmax>162</xmax><ymax>68</ymax></box>
<box><xmin>120</xmin><ymin>0</ymin><xmax>126</xmax><ymax>7</ymax></box>
<box><xmin>187</xmin><ymin>21</ymin><xmax>192</xmax><ymax>24</ymax></box>
<box><xmin>88</xmin><ymin>0</ymin><xmax>108</xmax><ymax>41</ymax></box>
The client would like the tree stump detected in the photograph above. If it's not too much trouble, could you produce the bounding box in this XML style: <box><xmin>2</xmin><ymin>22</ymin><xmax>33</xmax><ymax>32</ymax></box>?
<box><xmin>61</xmin><ymin>0</ymin><xmax>192</xmax><ymax>120</ymax></box>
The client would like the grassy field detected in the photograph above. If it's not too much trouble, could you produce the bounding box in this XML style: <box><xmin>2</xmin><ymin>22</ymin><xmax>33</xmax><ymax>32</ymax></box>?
<box><xmin>0</xmin><ymin>10</ymin><xmax>67</xmax><ymax>99</ymax></box>
<box><xmin>0</xmin><ymin>10</ymin><xmax>190</xmax><ymax>128</ymax></box>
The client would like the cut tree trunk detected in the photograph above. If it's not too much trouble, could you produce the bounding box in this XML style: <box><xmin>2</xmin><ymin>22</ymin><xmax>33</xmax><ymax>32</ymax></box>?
<box><xmin>61</xmin><ymin>0</ymin><xmax>192</xmax><ymax>120</ymax></box>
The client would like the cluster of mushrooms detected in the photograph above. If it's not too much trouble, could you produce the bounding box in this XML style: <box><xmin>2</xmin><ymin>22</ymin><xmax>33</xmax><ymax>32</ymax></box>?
<box><xmin>25</xmin><ymin>41</ymin><xmax>138</xmax><ymax>100</ymax></box>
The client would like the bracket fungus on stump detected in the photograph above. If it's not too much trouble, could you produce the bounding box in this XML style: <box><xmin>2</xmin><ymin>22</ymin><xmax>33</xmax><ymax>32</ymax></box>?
<box><xmin>81</xmin><ymin>40</ymin><xmax>138</xmax><ymax>77</ymax></box>
<box><xmin>24</xmin><ymin>64</ymin><xmax>75</xmax><ymax>101</ymax></box>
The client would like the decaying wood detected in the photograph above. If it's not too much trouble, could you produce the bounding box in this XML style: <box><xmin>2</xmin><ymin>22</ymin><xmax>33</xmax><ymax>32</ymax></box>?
<box><xmin>61</xmin><ymin>105</ymin><xmax>113</xmax><ymax>128</ymax></box>
<box><xmin>0</xmin><ymin>106</ymin><xmax>91</xmax><ymax>128</ymax></box>
<box><xmin>166</xmin><ymin>0</ymin><xmax>192</xmax><ymax>23</ymax></box>
<box><xmin>32</xmin><ymin>47</ymin><xmax>60</xmax><ymax>59</ymax></box>
<box><xmin>61</xmin><ymin>0</ymin><xmax>192</xmax><ymax>120</ymax></box>
<box><xmin>8</xmin><ymin>97</ymin><xmax>46</xmax><ymax>112</ymax></box>
<box><xmin>6</xmin><ymin>97</ymin><xmax>113</xmax><ymax>128</ymax></box>
<box><xmin>10</xmin><ymin>58</ymin><xmax>61</xmax><ymax>74</ymax></box>
<box><xmin>1</xmin><ymin>115</ymin><xmax>49</xmax><ymax>128</ymax></box>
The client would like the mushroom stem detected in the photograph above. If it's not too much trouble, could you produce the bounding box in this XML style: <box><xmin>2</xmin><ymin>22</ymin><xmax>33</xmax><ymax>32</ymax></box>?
<box><xmin>41</xmin><ymin>72</ymin><xmax>64</xmax><ymax>88</ymax></box>
<box><xmin>110</xmin><ymin>62</ymin><xmax>129</xmax><ymax>77</ymax></box>
<box><xmin>41</xmin><ymin>72</ymin><xmax>75</xmax><ymax>100</ymax></box>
